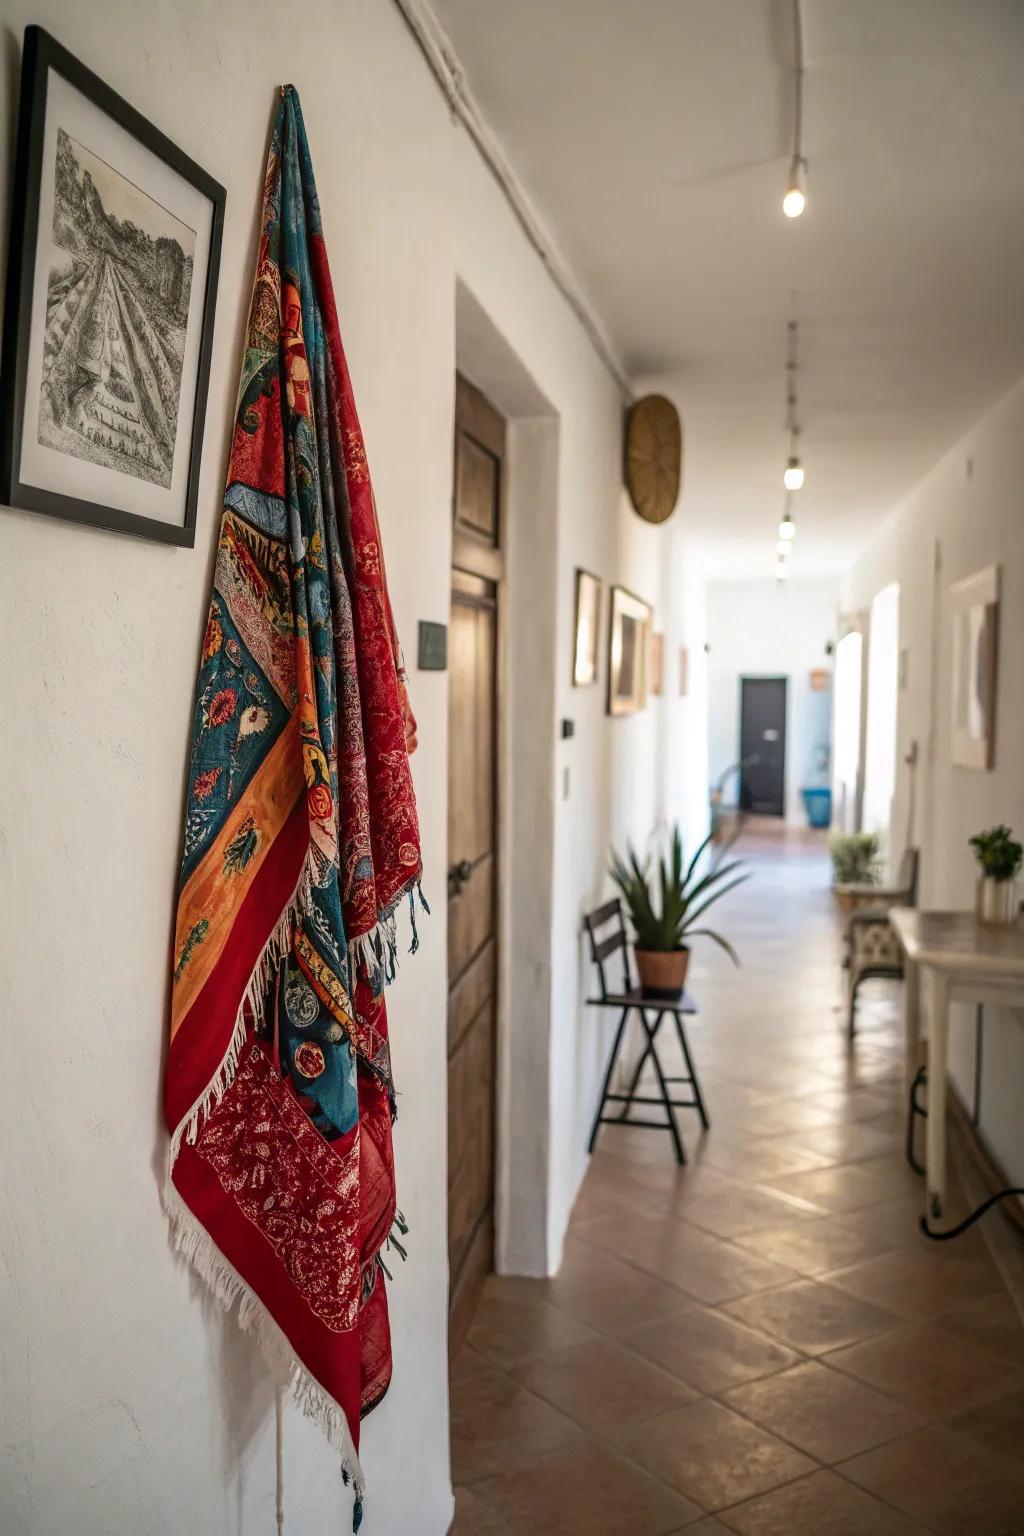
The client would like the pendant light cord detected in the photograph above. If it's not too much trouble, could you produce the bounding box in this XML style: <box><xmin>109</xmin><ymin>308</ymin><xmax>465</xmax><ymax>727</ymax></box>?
<box><xmin>786</xmin><ymin>317</ymin><xmax>800</xmax><ymax>452</ymax></box>
<box><xmin>791</xmin><ymin>0</ymin><xmax>806</xmax><ymax>172</ymax></box>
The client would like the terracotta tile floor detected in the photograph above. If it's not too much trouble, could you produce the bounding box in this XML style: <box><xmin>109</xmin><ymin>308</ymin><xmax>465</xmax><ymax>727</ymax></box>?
<box><xmin>451</xmin><ymin>826</ymin><xmax>1024</xmax><ymax>1535</ymax></box>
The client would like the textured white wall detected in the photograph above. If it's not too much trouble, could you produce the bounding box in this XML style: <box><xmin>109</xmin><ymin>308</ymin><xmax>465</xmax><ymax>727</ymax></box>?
<box><xmin>548</xmin><ymin>511</ymin><xmax>708</xmax><ymax>1267</ymax></box>
<box><xmin>841</xmin><ymin>374</ymin><xmax>1024</xmax><ymax>1192</ymax></box>
<box><xmin>706</xmin><ymin>578</ymin><xmax>838</xmax><ymax>825</ymax></box>
<box><xmin>0</xmin><ymin>4</ymin><xmax>698</xmax><ymax>1533</ymax></box>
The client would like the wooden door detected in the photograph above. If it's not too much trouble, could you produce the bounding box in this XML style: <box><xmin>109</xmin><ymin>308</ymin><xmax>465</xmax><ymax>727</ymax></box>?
<box><xmin>447</xmin><ymin>376</ymin><xmax>504</xmax><ymax>1347</ymax></box>
<box><xmin>739</xmin><ymin>676</ymin><xmax>788</xmax><ymax>816</ymax></box>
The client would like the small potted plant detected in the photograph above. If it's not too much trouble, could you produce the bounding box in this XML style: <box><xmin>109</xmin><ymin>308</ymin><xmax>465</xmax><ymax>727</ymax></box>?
<box><xmin>830</xmin><ymin>831</ymin><xmax>880</xmax><ymax>914</ymax></box>
<box><xmin>610</xmin><ymin>827</ymin><xmax>747</xmax><ymax>996</ymax></box>
<box><xmin>969</xmin><ymin>824</ymin><xmax>1022</xmax><ymax>925</ymax></box>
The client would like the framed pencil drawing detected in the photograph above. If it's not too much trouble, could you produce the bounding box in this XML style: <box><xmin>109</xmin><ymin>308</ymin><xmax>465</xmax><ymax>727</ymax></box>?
<box><xmin>0</xmin><ymin>27</ymin><xmax>225</xmax><ymax>546</ymax></box>
<box><xmin>607</xmin><ymin>585</ymin><xmax>651</xmax><ymax>716</ymax></box>
<box><xmin>572</xmin><ymin>568</ymin><xmax>602</xmax><ymax>686</ymax></box>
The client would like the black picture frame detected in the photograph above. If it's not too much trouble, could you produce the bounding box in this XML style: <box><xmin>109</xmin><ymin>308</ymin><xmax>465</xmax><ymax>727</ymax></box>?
<box><xmin>0</xmin><ymin>26</ymin><xmax>225</xmax><ymax>547</ymax></box>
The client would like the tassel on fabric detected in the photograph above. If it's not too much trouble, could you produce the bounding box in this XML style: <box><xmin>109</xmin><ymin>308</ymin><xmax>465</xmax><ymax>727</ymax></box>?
<box><xmin>342</xmin><ymin>1470</ymin><xmax>364</xmax><ymax>1533</ymax></box>
<box><xmin>347</xmin><ymin>885</ymin><xmax>430</xmax><ymax>987</ymax></box>
<box><xmin>379</xmin><ymin>1208</ymin><xmax>411</xmax><ymax>1277</ymax></box>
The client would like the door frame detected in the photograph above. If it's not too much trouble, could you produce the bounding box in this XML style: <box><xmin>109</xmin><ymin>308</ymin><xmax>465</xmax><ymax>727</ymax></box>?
<box><xmin>454</xmin><ymin>280</ymin><xmax>561</xmax><ymax>1279</ymax></box>
<box><xmin>738</xmin><ymin>674</ymin><xmax>788</xmax><ymax>818</ymax></box>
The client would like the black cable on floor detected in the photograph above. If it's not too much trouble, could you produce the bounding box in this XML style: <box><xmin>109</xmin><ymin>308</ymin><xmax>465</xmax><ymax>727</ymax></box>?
<box><xmin>920</xmin><ymin>1188</ymin><xmax>1024</xmax><ymax>1242</ymax></box>
<box><xmin>905</xmin><ymin>1065</ymin><xmax>926</xmax><ymax>1177</ymax></box>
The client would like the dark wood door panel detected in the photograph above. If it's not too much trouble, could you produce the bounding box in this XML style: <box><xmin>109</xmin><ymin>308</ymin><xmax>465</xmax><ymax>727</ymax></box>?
<box><xmin>447</xmin><ymin>595</ymin><xmax>495</xmax><ymax>872</ymax></box>
<box><xmin>455</xmin><ymin>434</ymin><xmax>499</xmax><ymax>543</ymax></box>
<box><xmin>453</xmin><ymin>374</ymin><xmax>505</xmax><ymax>555</ymax></box>
<box><xmin>447</xmin><ymin>997</ymin><xmax>496</xmax><ymax>1276</ymax></box>
<box><xmin>448</xmin><ymin>936</ymin><xmax>496</xmax><ymax>1056</ymax></box>
<box><xmin>447</xmin><ymin>851</ymin><xmax>494</xmax><ymax>982</ymax></box>
<box><xmin>447</xmin><ymin>373</ymin><xmax>504</xmax><ymax>1337</ymax></box>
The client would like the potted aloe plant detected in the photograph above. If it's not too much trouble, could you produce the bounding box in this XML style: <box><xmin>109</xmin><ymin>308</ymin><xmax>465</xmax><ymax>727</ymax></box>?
<box><xmin>610</xmin><ymin>827</ymin><xmax>748</xmax><ymax>997</ymax></box>
<box><xmin>969</xmin><ymin>824</ymin><xmax>1022</xmax><ymax>925</ymax></box>
<box><xmin>830</xmin><ymin>831</ymin><xmax>880</xmax><ymax>914</ymax></box>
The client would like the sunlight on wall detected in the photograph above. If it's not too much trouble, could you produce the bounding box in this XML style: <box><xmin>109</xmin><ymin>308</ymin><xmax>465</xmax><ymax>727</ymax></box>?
<box><xmin>863</xmin><ymin>582</ymin><xmax>900</xmax><ymax>850</ymax></box>
<box><xmin>832</xmin><ymin>629</ymin><xmax>863</xmax><ymax>834</ymax></box>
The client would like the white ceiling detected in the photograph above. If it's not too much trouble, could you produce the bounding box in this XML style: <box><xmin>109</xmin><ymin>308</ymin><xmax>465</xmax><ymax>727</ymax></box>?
<box><xmin>430</xmin><ymin>0</ymin><xmax>1024</xmax><ymax>575</ymax></box>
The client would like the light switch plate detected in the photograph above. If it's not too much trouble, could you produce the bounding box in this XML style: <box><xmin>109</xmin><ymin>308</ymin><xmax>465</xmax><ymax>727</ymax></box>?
<box><xmin>417</xmin><ymin>620</ymin><xmax>447</xmax><ymax>671</ymax></box>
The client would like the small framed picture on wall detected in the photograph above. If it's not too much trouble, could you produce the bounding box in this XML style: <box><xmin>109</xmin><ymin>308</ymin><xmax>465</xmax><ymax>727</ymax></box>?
<box><xmin>572</xmin><ymin>568</ymin><xmax>603</xmax><ymax>686</ymax></box>
<box><xmin>650</xmin><ymin>631</ymin><xmax>664</xmax><ymax>696</ymax></box>
<box><xmin>607</xmin><ymin>585</ymin><xmax>651</xmax><ymax>716</ymax></box>
<box><xmin>0</xmin><ymin>27</ymin><xmax>225</xmax><ymax>546</ymax></box>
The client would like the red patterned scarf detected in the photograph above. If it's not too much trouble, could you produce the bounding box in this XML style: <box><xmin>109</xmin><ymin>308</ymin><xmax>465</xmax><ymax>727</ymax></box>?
<box><xmin>164</xmin><ymin>87</ymin><xmax>422</xmax><ymax>1527</ymax></box>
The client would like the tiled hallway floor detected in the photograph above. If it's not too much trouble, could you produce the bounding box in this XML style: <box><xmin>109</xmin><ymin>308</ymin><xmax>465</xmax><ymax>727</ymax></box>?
<box><xmin>451</xmin><ymin>826</ymin><xmax>1024</xmax><ymax>1535</ymax></box>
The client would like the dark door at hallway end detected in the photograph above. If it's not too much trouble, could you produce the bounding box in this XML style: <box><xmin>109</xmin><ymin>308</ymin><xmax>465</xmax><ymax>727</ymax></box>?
<box><xmin>739</xmin><ymin>676</ymin><xmax>787</xmax><ymax>816</ymax></box>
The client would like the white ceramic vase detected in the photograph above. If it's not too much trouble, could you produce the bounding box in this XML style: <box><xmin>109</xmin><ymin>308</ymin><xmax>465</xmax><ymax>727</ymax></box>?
<box><xmin>976</xmin><ymin>876</ymin><xmax>1018</xmax><ymax>925</ymax></box>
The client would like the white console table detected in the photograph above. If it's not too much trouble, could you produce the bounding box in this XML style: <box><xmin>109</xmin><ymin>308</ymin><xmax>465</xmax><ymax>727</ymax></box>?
<box><xmin>890</xmin><ymin>908</ymin><xmax>1024</xmax><ymax>1230</ymax></box>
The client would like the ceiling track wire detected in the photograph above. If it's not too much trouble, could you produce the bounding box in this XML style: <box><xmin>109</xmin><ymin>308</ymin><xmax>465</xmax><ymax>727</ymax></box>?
<box><xmin>391</xmin><ymin>0</ymin><xmax>633</xmax><ymax>400</ymax></box>
<box><xmin>791</xmin><ymin>0</ymin><xmax>807</xmax><ymax>176</ymax></box>
<box><xmin>785</xmin><ymin>318</ymin><xmax>800</xmax><ymax>444</ymax></box>
<box><xmin>777</xmin><ymin>3</ymin><xmax>805</xmax><ymax>568</ymax></box>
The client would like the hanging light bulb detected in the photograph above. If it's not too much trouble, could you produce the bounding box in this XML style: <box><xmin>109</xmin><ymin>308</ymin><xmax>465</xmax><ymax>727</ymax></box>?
<box><xmin>783</xmin><ymin>454</ymin><xmax>804</xmax><ymax>491</ymax></box>
<box><xmin>783</xmin><ymin>1</ymin><xmax>808</xmax><ymax>219</ymax></box>
<box><xmin>776</xmin><ymin>538</ymin><xmax>790</xmax><ymax>556</ymax></box>
<box><xmin>782</xmin><ymin>158</ymin><xmax>806</xmax><ymax>219</ymax></box>
<box><xmin>778</xmin><ymin>510</ymin><xmax>796</xmax><ymax>541</ymax></box>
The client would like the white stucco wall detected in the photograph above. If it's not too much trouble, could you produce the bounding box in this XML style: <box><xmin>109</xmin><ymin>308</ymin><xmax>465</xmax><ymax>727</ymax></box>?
<box><xmin>841</xmin><ymin>374</ymin><xmax>1024</xmax><ymax>1194</ymax></box>
<box><xmin>548</xmin><ymin>513</ymin><xmax>708</xmax><ymax>1267</ymax></box>
<box><xmin>0</xmin><ymin>4</ymin><xmax>701</xmax><ymax>1534</ymax></box>
<box><xmin>705</xmin><ymin>578</ymin><xmax>838</xmax><ymax>825</ymax></box>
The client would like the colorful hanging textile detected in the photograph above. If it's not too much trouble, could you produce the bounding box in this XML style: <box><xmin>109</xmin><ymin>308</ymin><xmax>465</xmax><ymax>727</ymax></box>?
<box><xmin>164</xmin><ymin>86</ymin><xmax>423</xmax><ymax>1528</ymax></box>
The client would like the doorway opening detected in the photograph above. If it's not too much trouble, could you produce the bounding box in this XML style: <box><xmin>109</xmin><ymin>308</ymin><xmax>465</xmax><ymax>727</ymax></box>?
<box><xmin>739</xmin><ymin>676</ymin><xmax>788</xmax><ymax>817</ymax></box>
<box><xmin>447</xmin><ymin>374</ymin><xmax>503</xmax><ymax>1348</ymax></box>
<box><xmin>452</xmin><ymin>278</ymin><xmax>560</xmax><ymax>1291</ymax></box>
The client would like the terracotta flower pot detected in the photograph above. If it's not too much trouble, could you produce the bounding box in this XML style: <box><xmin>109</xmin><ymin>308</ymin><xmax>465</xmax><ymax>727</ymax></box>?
<box><xmin>635</xmin><ymin>946</ymin><xmax>690</xmax><ymax>999</ymax></box>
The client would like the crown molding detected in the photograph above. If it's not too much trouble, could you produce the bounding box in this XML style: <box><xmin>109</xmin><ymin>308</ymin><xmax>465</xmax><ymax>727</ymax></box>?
<box><xmin>392</xmin><ymin>0</ymin><xmax>633</xmax><ymax>399</ymax></box>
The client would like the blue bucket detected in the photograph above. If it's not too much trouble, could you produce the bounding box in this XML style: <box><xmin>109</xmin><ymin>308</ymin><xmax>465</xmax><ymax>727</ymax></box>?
<box><xmin>802</xmin><ymin>787</ymin><xmax>832</xmax><ymax>829</ymax></box>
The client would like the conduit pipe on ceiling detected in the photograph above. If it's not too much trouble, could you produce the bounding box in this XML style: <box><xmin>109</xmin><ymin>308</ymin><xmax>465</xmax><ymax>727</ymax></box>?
<box><xmin>782</xmin><ymin>0</ymin><xmax>808</xmax><ymax>217</ymax></box>
<box><xmin>392</xmin><ymin>0</ymin><xmax>633</xmax><ymax>399</ymax></box>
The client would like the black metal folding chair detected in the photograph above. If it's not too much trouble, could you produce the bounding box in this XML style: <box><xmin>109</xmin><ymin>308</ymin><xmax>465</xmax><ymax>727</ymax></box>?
<box><xmin>582</xmin><ymin>898</ymin><xmax>709</xmax><ymax>1165</ymax></box>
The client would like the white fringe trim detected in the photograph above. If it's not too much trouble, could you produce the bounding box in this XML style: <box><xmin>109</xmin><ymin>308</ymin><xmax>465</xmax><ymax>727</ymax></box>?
<box><xmin>163</xmin><ymin>858</ymin><xmax>425</xmax><ymax>1516</ymax></box>
<box><xmin>164</xmin><ymin>1180</ymin><xmax>365</xmax><ymax>1499</ymax></box>
<box><xmin>347</xmin><ymin>877</ymin><xmax>427</xmax><ymax>992</ymax></box>
<box><xmin>168</xmin><ymin>864</ymin><xmax>423</xmax><ymax>1167</ymax></box>
<box><xmin>167</xmin><ymin>852</ymin><xmax>315</xmax><ymax>1169</ymax></box>
<box><xmin>346</xmin><ymin>909</ymin><xmax>399</xmax><ymax>991</ymax></box>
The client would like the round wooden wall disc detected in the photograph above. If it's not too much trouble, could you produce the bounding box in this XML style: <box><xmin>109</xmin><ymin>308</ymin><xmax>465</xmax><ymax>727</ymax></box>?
<box><xmin>624</xmin><ymin>394</ymin><xmax>682</xmax><ymax>524</ymax></box>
